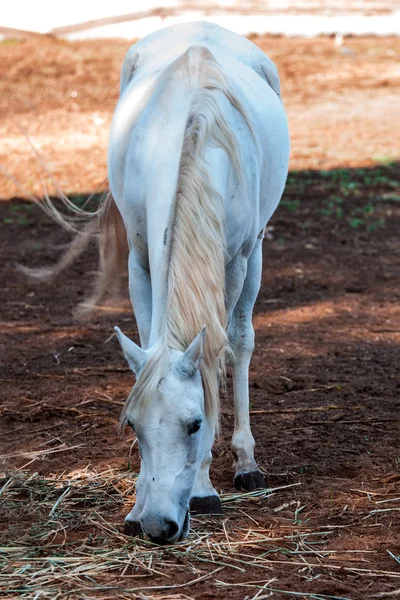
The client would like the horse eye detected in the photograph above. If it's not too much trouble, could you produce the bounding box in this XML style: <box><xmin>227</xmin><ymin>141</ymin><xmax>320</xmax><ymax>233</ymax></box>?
<box><xmin>188</xmin><ymin>419</ymin><xmax>202</xmax><ymax>435</ymax></box>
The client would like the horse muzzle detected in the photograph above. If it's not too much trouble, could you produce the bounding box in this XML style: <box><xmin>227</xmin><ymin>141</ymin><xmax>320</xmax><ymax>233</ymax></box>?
<box><xmin>140</xmin><ymin>509</ymin><xmax>190</xmax><ymax>545</ymax></box>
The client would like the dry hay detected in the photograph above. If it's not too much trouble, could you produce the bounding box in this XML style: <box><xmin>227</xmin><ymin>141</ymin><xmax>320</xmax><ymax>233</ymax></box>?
<box><xmin>1</xmin><ymin>466</ymin><xmax>400</xmax><ymax>599</ymax></box>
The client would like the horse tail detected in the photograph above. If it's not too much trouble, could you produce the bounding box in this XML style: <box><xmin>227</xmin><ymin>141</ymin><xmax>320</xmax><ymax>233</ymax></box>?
<box><xmin>75</xmin><ymin>193</ymin><xmax>129</xmax><ymax>319</ymax></box>
<box><xmin>20</xmin><ymin>190</ymin><xmax>129</xmax><ymax>319</ymax></box>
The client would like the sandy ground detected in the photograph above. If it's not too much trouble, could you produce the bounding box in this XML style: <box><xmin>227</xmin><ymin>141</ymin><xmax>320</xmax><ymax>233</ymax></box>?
<box><xmin>0</xmin><ymin>36</ymin><xmax>399</xmax><ymax>199</ymax></box>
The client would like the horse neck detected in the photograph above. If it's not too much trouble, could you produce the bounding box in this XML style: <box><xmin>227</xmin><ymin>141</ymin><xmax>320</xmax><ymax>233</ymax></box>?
<box><xmin>160</xmin><ymin>114</ymin><xmax>229</xmax><ymax>433</ymax></box>
<box><xmin>144</xmin><ymin>46</ymin><xmax>248</xmax><ymax>431</ymax></box>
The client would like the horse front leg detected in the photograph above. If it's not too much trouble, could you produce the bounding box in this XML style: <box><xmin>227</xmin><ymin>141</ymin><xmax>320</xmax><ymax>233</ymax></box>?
<box><xmin>190</xmin><ymin>451</ymin><xmax>222</xmax><ymax>515</ymax></box>
<box><xmin>122</xmin><ymin>251</ymin><xmax>152</xmax><ymax>537</ymax></box>
<box><xmin>228</xmin><ymin>238</ymin><xmax>265</xmax><ymax>491</ymax></box>
<box><xmin>127</xmin><ymin>251</ymin><xmax>152</xmax><ymax>349</ymax></box>
<box><xmin>189</xmin><ymin>250</ymin><xmax>251</xmax><ymax>513</ymax></box>
<box><xmin>190</xmin><ymin>415</ymin><xmax>222</xmax><ymax>515</ymax></box>
<box><xmin>124</xmin><ymin>470</ymin><xmax>145</xmax><ymax>535</ymax></box>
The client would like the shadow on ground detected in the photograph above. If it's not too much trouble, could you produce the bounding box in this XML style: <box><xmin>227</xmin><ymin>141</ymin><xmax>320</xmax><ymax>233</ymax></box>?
<box><xmin>0</xmin><ymin>163</ymin><xmax>399</xmax><ymax>599</ymax></box>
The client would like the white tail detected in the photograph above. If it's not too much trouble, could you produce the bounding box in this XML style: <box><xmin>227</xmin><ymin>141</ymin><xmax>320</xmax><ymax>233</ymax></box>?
<box><xmin>20</xmin><ymin>189</ymin><xmax>129</xmax><ymax>319</ymax></box>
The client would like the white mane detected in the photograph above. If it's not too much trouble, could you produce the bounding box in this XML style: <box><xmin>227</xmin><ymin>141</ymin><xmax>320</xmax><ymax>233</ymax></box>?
<box><xmin>122</xmin><ymin>46</ymin><xmax>252</xmax><ymax>433</ymax></box>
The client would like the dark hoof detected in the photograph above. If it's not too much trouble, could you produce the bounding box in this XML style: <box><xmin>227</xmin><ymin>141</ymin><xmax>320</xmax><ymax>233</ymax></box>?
<box><xmin>190</xmin><ymin>495</ymin><xmax>223</xmax><ymax>516</ymax></box>
<box><xmin>123</xmin><ymin>520</ymin><xmax>142</xmax><ymax>537</ymax></box>
<box><xmin>234</xmin><ymin>470</ymin><xmax>266</xmax><ymax>491</ymax></box>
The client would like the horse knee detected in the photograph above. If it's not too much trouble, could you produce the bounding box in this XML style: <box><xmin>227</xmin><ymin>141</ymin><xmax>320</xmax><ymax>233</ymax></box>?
<box><xmin>231</xmin><ymin>429</ymin><xmax>255</xmax><ymax>459</ymax></box>
<box><xmin>229</xmin><ymin>315</ymin><xmax>254</xmax><ymax>362</ymax></box>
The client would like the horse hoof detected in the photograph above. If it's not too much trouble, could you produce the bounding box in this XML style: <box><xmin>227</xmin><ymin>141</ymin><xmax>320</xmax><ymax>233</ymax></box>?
<box><xmin>123</xmin><ymin>519</ymin><xmax>142</xmax><ymax>536</ymax></box>
<box><xmin>234</xmin><ymin>470</ymin><xmax>266</xmax><ymax>491</ymax></box>
<box><xmin>190</xmin><ymin>495</ymin><xmax>223</xmax><ymax>515</ymax></box>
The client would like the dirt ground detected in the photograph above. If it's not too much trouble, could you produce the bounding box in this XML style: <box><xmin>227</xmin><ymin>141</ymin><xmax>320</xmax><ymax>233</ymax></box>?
<box><xmin>0</xmin><ymin>35</ymin><xmax>399</xmax><ymax>599</ymax></box>
<box><xmin>0</xmin><ymin>35</ymin><xmax>399</xmax><ymax>197</ymax></box>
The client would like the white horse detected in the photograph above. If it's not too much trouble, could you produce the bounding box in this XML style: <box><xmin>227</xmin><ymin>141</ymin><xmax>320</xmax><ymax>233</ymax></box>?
<box><xmin>107</xmin><ymin>21</ymin><xmax>289</xmax><ymax>544</ymax></box>
<box><xmin>26</xmin><ymin>21</ymin><xmax>289</xmax><ymax>544</ymax></box>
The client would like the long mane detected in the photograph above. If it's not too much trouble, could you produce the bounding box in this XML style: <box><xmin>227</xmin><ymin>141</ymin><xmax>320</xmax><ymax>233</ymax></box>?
<box><xmin>122</xmin><ymin>48</ymin><xmax>252</xmax><ymax>433</ymax></box>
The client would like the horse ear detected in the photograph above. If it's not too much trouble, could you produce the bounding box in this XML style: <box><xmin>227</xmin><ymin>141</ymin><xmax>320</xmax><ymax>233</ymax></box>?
<box><xmin>177</xmin><ymin>327</ymin><xmax>206</xmax><ymax>377</ymax></box>
<box><xmin>114</xmin><ymin>326</ymin><xmax>146</xmax><ymax>376</ymax></box>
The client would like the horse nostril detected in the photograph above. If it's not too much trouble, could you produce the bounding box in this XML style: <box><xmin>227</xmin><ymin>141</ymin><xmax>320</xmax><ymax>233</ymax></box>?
<box><xmin>164</xmin><ymin>519</ymin><xmax>179</xmax><ymax>540</ymax></box>
<box><xmin>145</xmin><ymin>519</ymin><xmax>181</xmax><ymax>545</ymax></box>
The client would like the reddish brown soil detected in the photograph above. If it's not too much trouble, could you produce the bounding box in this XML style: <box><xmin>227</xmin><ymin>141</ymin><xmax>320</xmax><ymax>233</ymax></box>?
<box><xmin>0</xmin><ymin>35</ymin><xmax>399</xmax><ymax>197</ymax></box>
<box><xmin>0</xmin><ymin>35</ymin><xmax>399</xmax><ymax>599</ymax></box>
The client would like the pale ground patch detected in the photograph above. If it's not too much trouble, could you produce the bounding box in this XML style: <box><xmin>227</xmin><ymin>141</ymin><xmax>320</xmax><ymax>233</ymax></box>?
<box><xmin>0</xmin><ymin>35</ymin><xmax>398</xmax><ymax>198</ymax></box>
<box><xmin>0</xmin><ymin>90</ymin><xmax>398</xmax><ymax>197</ymax></box>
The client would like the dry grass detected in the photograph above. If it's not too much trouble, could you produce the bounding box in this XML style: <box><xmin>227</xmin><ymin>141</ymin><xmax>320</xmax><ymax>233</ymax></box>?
<box><xmin>1</xmin><ymin>466</ymin><xmax>399</xmax><ymax>599</ymax></box>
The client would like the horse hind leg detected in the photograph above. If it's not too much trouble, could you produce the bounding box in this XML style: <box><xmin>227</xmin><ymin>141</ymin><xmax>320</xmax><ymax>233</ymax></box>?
<box><xmin>228</xmin><ymin>237</ymin><xmax>266</xmax><ymax>492</ymax></box>
<box><xmin>190</xmin><ymin>452</ymin><xmax>222</xmax><ymax>515</ymax></box>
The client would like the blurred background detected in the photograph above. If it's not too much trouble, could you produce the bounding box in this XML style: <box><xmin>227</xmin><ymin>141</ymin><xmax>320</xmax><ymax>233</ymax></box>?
<box><xmin>0</xmin><ymin>0</ymin><xmax>399</xmax><ymax>197</ymax></box>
